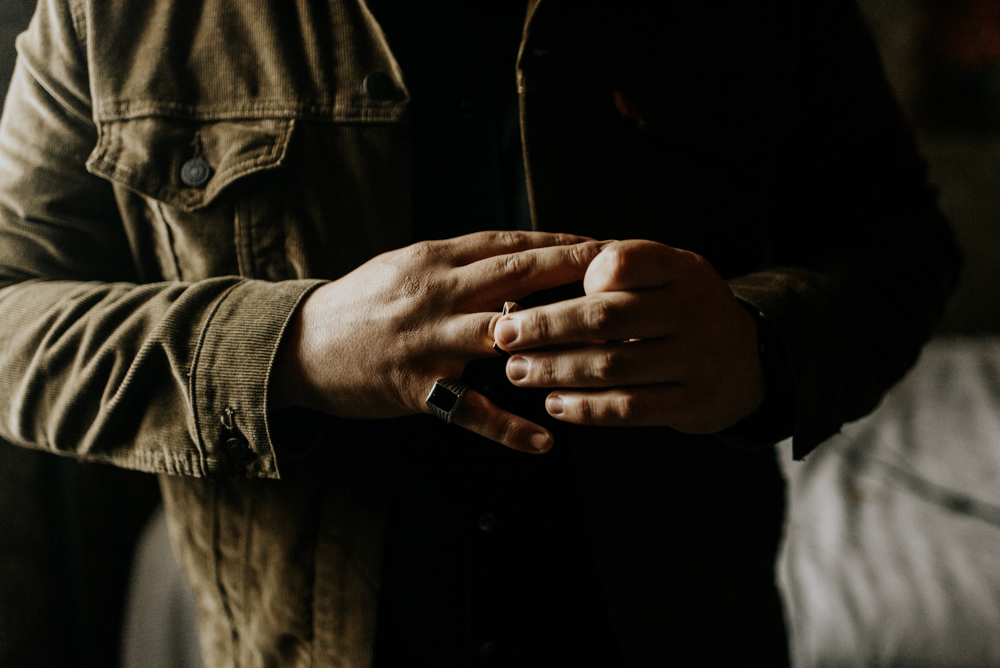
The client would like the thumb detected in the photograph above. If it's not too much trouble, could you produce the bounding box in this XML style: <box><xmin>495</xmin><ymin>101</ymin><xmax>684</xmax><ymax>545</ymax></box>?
<box><xmin>584</xmin><ymin>240</ymin><xmax>691</xmax><ymax>293</ymax></box>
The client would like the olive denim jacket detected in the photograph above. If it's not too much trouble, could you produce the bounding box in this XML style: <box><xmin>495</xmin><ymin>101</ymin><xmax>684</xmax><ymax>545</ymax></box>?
<box><xmin>0</xmin><ymin>0</ymin><xmax>959</xmax><ymax>665</ymax></box>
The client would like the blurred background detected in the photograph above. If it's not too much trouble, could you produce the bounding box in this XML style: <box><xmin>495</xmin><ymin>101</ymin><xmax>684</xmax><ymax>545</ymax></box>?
<box><xmin>865</xmin><ymin>0</ymin><xmax>1000</xmax><ymax>334</ymax></box>
<box><xmin>1</xmin><ymin>0</ymin><xmax>1000</xmax><ymax>666</ymax></box>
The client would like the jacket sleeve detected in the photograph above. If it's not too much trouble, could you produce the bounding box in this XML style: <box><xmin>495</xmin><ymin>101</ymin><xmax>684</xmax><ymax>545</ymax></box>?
<box><xmin>0</xmin><ymin>0</ymin><xmax>322</xmax><ymax>478</ymax></box>
<box><xmin>727</xmin><ymin>0</ymin><xmax>962</xmax><ymax>458</ymax></box>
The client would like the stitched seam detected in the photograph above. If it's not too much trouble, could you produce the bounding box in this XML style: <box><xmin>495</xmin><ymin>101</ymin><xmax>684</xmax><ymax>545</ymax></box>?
<box><xmin>93</xmin><ymin>100</ymin><xmax>407</xmax><ymax>123</ymax></box>
<box><xmin>152</xmin><ymin>200</ymin><xmax>184</xmax><ymax>281</ymax></box>
<box><xmin>180</xmin><ymin>119</ymin><xmax>294</xmax><ymax>213</ymax></box>
<box><xmin>211</xmin><ymin>481</ymin><xmax>242</xmax><ymax>667</ymax></box>
<box><xmin>66</xmin><ymin>0</ymin><xmax>88</xmax><ymax>62</ymax></box>
<box><xmin>241</xmin><ymin>484</ymin><xmax>257</xmax><ymax>655</ymax></box>
<box><xmin>246</xmin><ymin>119</ymin><xmax>292</xmax><ymax>280</ymax></box>
<box><xmin>2</xmin><ymin>444</ymin><xmax>202</xmax><ymax>476</ymax></box>
<box><xmin>233</xmin><ymin>201</ymin><xmax>251</xmax><ymax>277</ymax></box>
<box><xmin>89</xmin><ymin>154</ymin><xmax>133</xmax><ymax>175</ymax></box>
<box><xmin>188</xmin><ymin>281</ymin><xmax>243</xmax><ymax>477</ymax></box>
<box><xmin>280</xmin><ymin>120</ymin><xmax>295</xmax><ymax>280</ymax></box>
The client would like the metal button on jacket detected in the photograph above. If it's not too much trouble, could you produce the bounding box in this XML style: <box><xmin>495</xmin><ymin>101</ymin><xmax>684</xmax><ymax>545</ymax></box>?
<box><xmin>363</xmin><ymin>71</ymin><xmax>395</xmax><ymax>100</ymax></box>
<box><xmin>180</xmin><ymin>158</ymin><xmax>212</xmax><ymax>187</ymax></box>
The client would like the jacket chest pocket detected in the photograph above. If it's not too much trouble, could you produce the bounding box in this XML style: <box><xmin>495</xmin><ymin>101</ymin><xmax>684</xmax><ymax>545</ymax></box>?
<box><xmin>88</xmin><ymin>114</ymin><xmax>413</xmax><ymax>284</ymax></box>
<box><xmin>87</xmin><ymin>117</ymin><xmax>295</xmax><ymax>282</ymax></box>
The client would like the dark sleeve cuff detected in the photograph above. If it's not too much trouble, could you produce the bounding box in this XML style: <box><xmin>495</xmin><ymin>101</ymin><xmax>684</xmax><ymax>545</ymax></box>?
<box><xmin>267</xmin><ymin>406</ymin><xmax>334</xmax><ymax>461</ymax></box>
<box><xmin>714</xmin><ymin>301</ymin><xmax>796</xmax><ymax>450</ymax></box>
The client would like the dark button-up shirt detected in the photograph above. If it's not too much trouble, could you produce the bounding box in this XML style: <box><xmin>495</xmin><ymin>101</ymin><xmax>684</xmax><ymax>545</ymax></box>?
<box><xmin>369</xmin><ymin>3</ymin><xmax>620</xmax><ymax>664</ymax></box>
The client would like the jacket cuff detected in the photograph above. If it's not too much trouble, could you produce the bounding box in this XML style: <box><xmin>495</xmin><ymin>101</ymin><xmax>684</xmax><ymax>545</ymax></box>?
<box><xmin>730</xmin><ymin>270</ymin><xmax>863</xmax><ymax>460</ymax></box>
<box><xmin>191</xmin><ymin>278</ymin><xmax>325</xmax><ymax>478</ymax></box>
<box><xmin>715</xmin><ymin>300</ymin><xmax>796</xmax><ymax>450</ymax></box>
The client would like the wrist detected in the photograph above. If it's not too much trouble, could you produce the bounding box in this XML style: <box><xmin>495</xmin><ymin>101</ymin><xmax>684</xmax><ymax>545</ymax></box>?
<box><xmin>268</xmin><ymin>284</ymin><xmax>328</xmax><ymax>413</ymax></box>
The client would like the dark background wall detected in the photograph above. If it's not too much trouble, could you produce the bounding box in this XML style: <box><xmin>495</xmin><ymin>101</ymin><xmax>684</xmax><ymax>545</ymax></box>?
<box><xmin>0</xmin><ymin>0</ymin><xmax>34</xmax><ymax>78</ymax></box>
<box><xmin>859</xmin><ymin>0</ymin><xmax>1000</xmax><ymax>334</ymax></box>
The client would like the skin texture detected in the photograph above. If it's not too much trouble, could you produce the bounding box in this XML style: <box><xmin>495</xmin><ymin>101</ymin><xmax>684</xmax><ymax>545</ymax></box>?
<box><xmin>271</xmin><ymin>231</ymin><xmax>609</xmax><ymax>454</ymax></box>
<box><xmin>273</xmin><ymin>234</ymin><xmax>764</xmax><ymax>453</ymax></box>
<box><xmin>495</xmin><ymin>240</ymin><xmax>765</xmax><ymax>435</ymax></box>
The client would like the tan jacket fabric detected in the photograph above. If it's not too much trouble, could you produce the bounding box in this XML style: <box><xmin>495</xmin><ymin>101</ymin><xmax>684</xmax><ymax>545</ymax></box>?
<box><xmin>0</xmin><ymin>0</ymin><xmax>959</xmax><ymax>665</ymax></box>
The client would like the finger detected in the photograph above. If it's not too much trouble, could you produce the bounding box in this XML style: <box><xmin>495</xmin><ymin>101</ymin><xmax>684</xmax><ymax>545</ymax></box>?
<box><xmin>542</xmin><ymin>385</ymin><xmax>692</xmax><ymax>429</ymax></box>
<box><xmin>494</xmin><ymin>290</ymin><xmax>676</xmax><ymax>351</ymax></box>
<box><xmin>506</xmin><ymin>339</ymin><xmax>683</xmax><ymax>388</ymax></box>
<box><xmin>457</xmin><ymin>240</ymin><xmax>611</xmax><ymax>311</ymax></box>
<box><xmin>584</xmin><ymin>240</ymin><xmax>704</xmax><ymax>294</ymax></box>
<box><xmin>544</xmin><ymin>384</ymin><xmax>760</xmax><ymax>434</ymax></box>
<box><xmin>430</xmin><ymin>230</ymin><xmax>593</xmax><ymax>266</ymax></box>
<box><xmin>451</xmin><ymin>389</ymin><xmax>554</xmax><ymax>454</ymax></box>
<box><xmin>439</xmin><ymin>312</ymin><xmax>505</xmax><ymax>358</ymax></box>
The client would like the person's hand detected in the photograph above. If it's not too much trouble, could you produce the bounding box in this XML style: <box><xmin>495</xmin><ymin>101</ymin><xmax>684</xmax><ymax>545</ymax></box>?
<box><xmin>270</xmin><ymin>231</ymin><xmax>610</xmax><ymax>453</ymax></box>
<box><xmin>493</xmin><ymin>240</ymin><xmax>765</xmax><ymax>434</ymax></box>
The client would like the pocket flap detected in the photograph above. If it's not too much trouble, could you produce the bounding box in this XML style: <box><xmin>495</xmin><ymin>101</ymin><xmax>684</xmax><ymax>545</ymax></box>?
<box><xmin>87</xmin><ymin>118</ymin><xmax>294</xmax><ymax>212</ymax></box>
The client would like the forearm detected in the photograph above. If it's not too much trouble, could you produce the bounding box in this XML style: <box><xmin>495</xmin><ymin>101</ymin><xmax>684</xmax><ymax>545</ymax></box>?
<box><xmin>0</xmin><ymin>275</ymin><xmax>321</xmax><ymax>476</ymax></box>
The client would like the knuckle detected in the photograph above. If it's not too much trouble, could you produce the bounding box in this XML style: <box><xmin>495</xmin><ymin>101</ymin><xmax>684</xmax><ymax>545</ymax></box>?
<box><xmin>577</xmin><ymin>396</ymin><xmax>596</xmax><ymax>423</ymax></box>
<box><xmin>568</xmin><ymin>242</ymin><xmax>590</xmax><ymax>268</ymax></box>
<box><xmin>402</xmin><ymin>240</ymin><xmax>439</xmax><ymax>266</ymax></box>
<box><xmin>512</xmin><ymin>230</ymin><xmax>531</xmax><ymax>246</ymax></box>
<box><xmin>494</xmin><ymin>230</ymin><xmax>525</xmax><ymax>249</ymax></box>
<box><xmin>616</xmin><ymin>394</ymin><xmax>639</xmax><ymax>422</ymax></box>
<box><xmin>498</xmin><ymin>415</ymin><xmax>523</xmax><ymax>446</ymax></box>
<box><xmin>535</xmin><ymin>356</ymin><xmax>557</xmax><ymax>383</ymax></box>
<box><xmin>500</xmin><ymin>250</ymin><xmax>535</xmax><ymax>280</ymax></box>
<box><xmin>591</xmin><ymin>349</ymin><xmax>621</xmax><ymax>382</ymax></box>
<box><xmin>582</xmin><ymin>299</ymin><xmax>611</xmax><ymax>332</ymax></box>
<box><xmin>529</xmin><ymin>309</ymin><xmax>553</xmax><ymax>341</ymax></box>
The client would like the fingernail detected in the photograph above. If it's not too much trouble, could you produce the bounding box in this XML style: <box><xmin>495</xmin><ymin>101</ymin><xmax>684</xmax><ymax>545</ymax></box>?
<box><xmin>546</xmin><ymin>395</ymin><xmax>564</xmax><ymax>416</ymax></box>
<box><xmin>495</xmin><ymin>318</ymin><xmax>519</xmax><ymax>346</ymax></box>
<box><xmin>598</xmin><ymin>240</ymin><xmax>618</xmax><ymax>249</ymax></box>
<box><xmin>507</xmin><ymin>356</ymin><xmax>528</xmax><ymax>381</ymax></box>
<box><xmin>530</xmin><ymin>432</ymin><xmax>551</xmax><ymax>452</ymax></box>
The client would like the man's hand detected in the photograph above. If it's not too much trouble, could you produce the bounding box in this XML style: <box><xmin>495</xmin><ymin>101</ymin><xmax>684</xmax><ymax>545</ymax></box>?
<box><xmin>270</xmin><ymin>231</ymin><xmax>610</xmax><ymax>454</ymax></box>
<box><xmin>494</xmin><ymin>240</ymin><xmax>765</xmax><ymax>434</ymax></box>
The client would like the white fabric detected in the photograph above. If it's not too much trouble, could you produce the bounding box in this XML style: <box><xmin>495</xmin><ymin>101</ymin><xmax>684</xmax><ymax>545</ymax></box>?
<box><xmin>779</xmin><ymin>338</ymin><xmax>1000</xmax><ymax>667</ymax></box>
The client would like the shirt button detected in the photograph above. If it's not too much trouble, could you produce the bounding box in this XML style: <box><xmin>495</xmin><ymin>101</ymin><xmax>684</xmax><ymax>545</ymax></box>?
<box><xmin>180</xmin><ymin>158</ymin><xmax>212</xmax><ymax>187</ymax></box>
<box><xmin>225</xmin><ymin>436</ymin><xmax>255</xmax><ymax>466</ymax></box>
<box><xmin>478</xmin><ymin>513</ymin><xmax>497</xmax><ymax>532</ymax></box>
<box><xmin>459</xmin><ymin>99</ymin><xmax>477</xmax><ymax>119</ymax></box>
<box><xmin>363</xmin><ymin>71</ymin><xmax>395</xmax><ymax>100</ymax></box>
